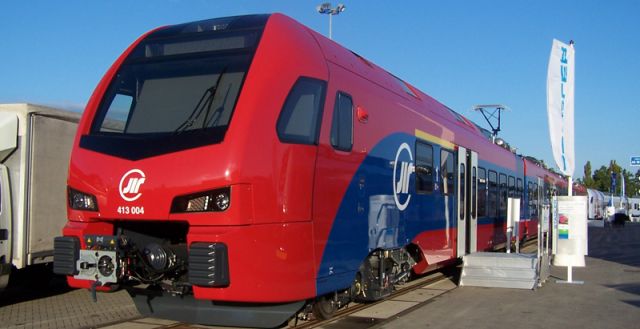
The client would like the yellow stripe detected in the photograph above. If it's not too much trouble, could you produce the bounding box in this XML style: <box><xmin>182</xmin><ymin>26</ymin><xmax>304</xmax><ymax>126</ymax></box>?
<box><xmin>414</xmin><ymin>129</ymin><xmax>456</xmax><ymax>150</ymax></box>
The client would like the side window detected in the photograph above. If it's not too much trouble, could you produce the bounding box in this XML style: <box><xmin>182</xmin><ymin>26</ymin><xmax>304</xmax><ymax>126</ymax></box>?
<box><xmin>488</xmin><ymin>170</ymin><xmax>498</xmax><ymax>217</ymax></box>
<box><xmin>471</xmin><ymin>166</ymin><xmax>476</xmax><ymax>218</ymax></box>
<box><xmin>533</xmin><ymin>183</ymin><xmax>539</xmax><ymax>217</ymax></box>
<box><xmin>517</xmin><ymin>178</ymin><xmax>523</xmax><ymax>210</ymax></box>
<box><xmin>508</xmin><ymin>176</ymin><xmax>515</xmax><ymax>198</ymax></box>
<box><xmin>415</xmin><ymin>142</ymin><xmax>434</xmax><ymax>193</ymax></box>
<box><xmin>330</xmin><ymin>92</ymin><xmax>353</xmax><ymax>151</ymax></box>
<box><xmin>441</xmin><ymin>150</ymin><xmax>454</xmax><ymax>195</ymax></box>
<box><xmin>460</xmin><ymin>163</ymin><xmax>465</xmax><ymax>219</ymax></box>
<box><xmin>478</xmin><ymin>167</ymin><xmax>487</xmax><ymax>217</ymax></box>
<box><xmin>528</xmin><ymin>182</ymin><xmax>534</xmax><ymax>217</ymax></box>
<box><xmin>499</xmin><ymin>173</ymin><xmax>507</xmax><ymax>218</ymax></box>
<box><xmin>276</xmin><ymin>77</ymin><xmax>327</xmax><ymax>145</ymax></box>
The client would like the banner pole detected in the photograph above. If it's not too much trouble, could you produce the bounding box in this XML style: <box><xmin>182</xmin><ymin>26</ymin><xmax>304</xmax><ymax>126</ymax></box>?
<box><xmin>568</xmin><ymin>176</ymin><xmax>573</xmax><ymax>196</ymax></box>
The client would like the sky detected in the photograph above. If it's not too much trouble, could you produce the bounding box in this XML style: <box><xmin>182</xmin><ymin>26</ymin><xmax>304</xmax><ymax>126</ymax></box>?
<box><xmin>1</xmin><ymin>1</ymin><xmax>639</xmax><ymax>178</ymax></box>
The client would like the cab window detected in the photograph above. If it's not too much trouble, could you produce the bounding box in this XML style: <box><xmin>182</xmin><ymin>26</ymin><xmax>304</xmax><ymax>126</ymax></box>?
<box><xmin>276</xmin><ymin>77</ymin><xmax>327</xmax><ymax>145</ymax></box>
<box><xmin>330</xmin><ymin>92</ymin><xmax>353</xmax><ymax>151</ymax></box>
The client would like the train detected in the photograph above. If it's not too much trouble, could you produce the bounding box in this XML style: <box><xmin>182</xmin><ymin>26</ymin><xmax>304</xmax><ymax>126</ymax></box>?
<box><xmin>53</xmin><ymin>14</ymin><xmax>581</xmax><ymax>327</ymax></box>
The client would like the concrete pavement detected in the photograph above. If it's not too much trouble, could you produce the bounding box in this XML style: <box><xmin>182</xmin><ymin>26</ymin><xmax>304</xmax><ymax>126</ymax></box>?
<box><xmin>375</xmin><ymin>223</ymin><xmax>640</xmax><ymax>329</ymax></box>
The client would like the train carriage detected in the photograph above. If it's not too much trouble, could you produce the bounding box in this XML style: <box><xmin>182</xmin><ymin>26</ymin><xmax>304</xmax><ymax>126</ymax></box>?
<box><xmin>54</xmin><ymin>13</ymin><xmax>572</xmax><ymax>328</ymax></box>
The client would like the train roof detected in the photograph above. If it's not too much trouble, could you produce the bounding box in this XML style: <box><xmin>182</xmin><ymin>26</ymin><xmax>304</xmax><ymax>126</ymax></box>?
<box><xmin>305</xmin><ymin>23</ymin><xmax>486</xmax><ymax>135</ymax></box>
<box><xmin>145</xmin><ymin>13</ymin><xmax>563</xmax><ymax>178</ymax></box>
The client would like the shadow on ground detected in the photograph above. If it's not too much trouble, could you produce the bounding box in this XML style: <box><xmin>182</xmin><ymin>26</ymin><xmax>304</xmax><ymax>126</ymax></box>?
<box><xmin>0</xmin><ymin>263</ymin><xmax>72</xmax><ymax>306</ymax></box>
<box><xmin>587</xmin><ymin>223</ymin><xmax>640</xmax><ymax>268</ymax></box>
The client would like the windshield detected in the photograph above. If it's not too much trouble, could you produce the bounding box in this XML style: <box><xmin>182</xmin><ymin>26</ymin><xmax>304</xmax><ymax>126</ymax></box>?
<box><xmin>94</xmin><ymin>58</ymin><xmax>245</xmax><ymax>135</ymax></box>
<box><xmin>81</xmin><ymin>24</ymin><xmax>264</xmax><ymax>160</ymax></box>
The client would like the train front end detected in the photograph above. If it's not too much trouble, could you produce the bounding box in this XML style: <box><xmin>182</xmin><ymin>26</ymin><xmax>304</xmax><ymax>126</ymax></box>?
<box><xmin>53</xmin><ymin>14</ymin><xmax>326</xmax><ymax>327</ymax></box>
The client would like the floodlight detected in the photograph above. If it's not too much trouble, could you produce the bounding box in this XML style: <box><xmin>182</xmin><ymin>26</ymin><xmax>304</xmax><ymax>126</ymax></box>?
<box><xmin>316</xmin><ymin>3</ymin><xmax>347</xmax><ymax>39</ymax></box>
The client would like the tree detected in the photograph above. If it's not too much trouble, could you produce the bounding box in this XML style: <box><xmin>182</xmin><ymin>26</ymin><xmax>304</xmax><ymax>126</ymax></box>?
<box><xmin>592</xmin><ymin>165</ymin><xmax>610</xmax><ymax>192</ymax></box>
<box><xmin>583</xmin><ymin>161</ymin><xmax>594</xmax><ymax>188</ymax></box>
<box><xmin>580</xmin><ymin>160</ymin><xmax>640</xmax><ymax>196</ymax></box>
<box><xmin>625</xmin><ymin>169</ymin><xmax>640</xmax><ymax>197</ymax></box>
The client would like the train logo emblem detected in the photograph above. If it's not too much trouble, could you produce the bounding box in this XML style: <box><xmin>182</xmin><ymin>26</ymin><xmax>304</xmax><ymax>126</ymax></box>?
<box><xmin>119</xmin><ymin>169</ymin><xmax>146</xmax><ymax>202</ymax></box>
<box><xmin>393</xmin><ymin>143</ymin><xmax>414</xmax><ymax>211</ymax></box>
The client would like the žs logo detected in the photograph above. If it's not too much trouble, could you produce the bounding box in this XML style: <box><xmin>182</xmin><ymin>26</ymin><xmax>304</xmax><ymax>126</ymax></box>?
<box><xmin>119</xmin><ymin>169</ymin><xmax>146</xmax><ymax>202</ymax></box>
<box><xmin>393</xmin><ymin>143</ymin><xmax>414</xmax><ymax>211</ymax></box>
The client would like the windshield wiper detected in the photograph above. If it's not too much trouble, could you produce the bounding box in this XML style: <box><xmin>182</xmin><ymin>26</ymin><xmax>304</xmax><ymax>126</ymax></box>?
<box><xmin>174</xmin><ymin>67</ymin><xmax>227</xmax><ymax>134</ymax></box>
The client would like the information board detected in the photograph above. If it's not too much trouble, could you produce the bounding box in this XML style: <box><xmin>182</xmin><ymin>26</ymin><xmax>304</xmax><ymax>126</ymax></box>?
<box><xmin>553</xmin><ymin>196</ymin><xmax>588</xmax><ymax>267</ymax></box>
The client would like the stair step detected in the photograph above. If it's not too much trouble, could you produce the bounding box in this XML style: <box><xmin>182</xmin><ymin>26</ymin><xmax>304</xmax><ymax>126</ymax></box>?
<box><xmin>463</xmin><ymin>252</ymin><xmax>537</xmax><ymax>269</ymax></box>
<box><xmin>462</xmin><ymin>266</ymin><xmax>537</xmax><ymax>280</ymax></box>
<box><xmin>460</xmin><ymin>276</ymin><xmax>537</xmax><ymax>290</ymax></box>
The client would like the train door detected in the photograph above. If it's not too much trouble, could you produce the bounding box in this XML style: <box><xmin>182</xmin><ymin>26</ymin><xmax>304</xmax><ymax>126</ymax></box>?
<box><xmin>311</xmin><ymin>65</ymin><xmax>358</xmax><ymax>287</ymax></box>
<box><xmin>456</xmin><ymin>147</ymin><xmax>478</xmax><ymax>257</ymax></box>
<box><xmin>468</xmin><ymin>151</ymin><xmax>478</xmax><ymax>253</ymax></box>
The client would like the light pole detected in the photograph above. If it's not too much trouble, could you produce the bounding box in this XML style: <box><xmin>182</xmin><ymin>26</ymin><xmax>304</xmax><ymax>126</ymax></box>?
<box><xmin>317</xmin><ymin>3</ymin><xmax>346</xmax><ymax>39</ymax></box>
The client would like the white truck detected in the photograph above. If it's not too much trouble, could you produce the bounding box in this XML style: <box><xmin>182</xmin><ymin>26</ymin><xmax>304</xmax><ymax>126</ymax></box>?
<box><xmin>0</xmin><ymin>103</ymin><xmax>79</xmax><ymax>290</ymax></box>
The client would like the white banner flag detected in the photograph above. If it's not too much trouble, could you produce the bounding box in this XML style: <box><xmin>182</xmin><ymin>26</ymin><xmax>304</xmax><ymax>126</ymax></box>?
<box><xmin>546</xmin><ymin>39</ymin><xmax>575</xmax><ymax>176</ymax></box>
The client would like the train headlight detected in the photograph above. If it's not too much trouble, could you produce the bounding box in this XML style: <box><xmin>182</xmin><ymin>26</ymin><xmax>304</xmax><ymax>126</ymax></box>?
<box><xmin>215</xmin><ymin>192</ymin><xmax>230</xmax><ymax>211</ymax></box>
<box><xmin>68</xmin><ymin>187</ymin><xmax>99</xmax><ymax>211</ymax></box>
<box><xmin>171</xmin><ymin>187</ymin><xmax>231</xmax><ymax>213</ymax></box>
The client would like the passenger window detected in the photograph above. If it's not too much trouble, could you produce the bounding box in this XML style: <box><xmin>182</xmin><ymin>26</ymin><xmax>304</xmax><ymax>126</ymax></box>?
<box><xmin>508</xmin><ymin>176</ymin><xmax>515</xmax><ymax>198</ymax></box>
<box><xmin>415</xmin><ymin>142</ymin><xmax>434</xmax><ymax>193</ymax></box>
<box><xmin>517</xmin><ymin>178</ymin><xmax>523</xmax><ymax>210</ymax></box>
<box><xmin>499</xmin><ymin>174</ymin><xmax>507</xmax><ymax>218</ymax></box>
<box><xmin>488</xmin><ymin>170</ymin><xmax>498</xmax><ymax>217</ymax></box>
<box><xmin>441</xmin><ymin>150</ymin><xmax>454</xmax><ymax>195</ymax></box>
<box><xmin>276</xmin><ymin>77</ymin><xmax>327</xmax><ymax>145</ymax></box>
<box><xmin>330</xmin><ymin>92</ymin><xmax>353</xmax><ymax>151</ymax></box>
<box><xmin>460</xmin><ymin>163</ymin><xmax>465</xmax><ymax>220</ymax></box>
<box><xmin>472</xmin><ymin>167</ymin><xmax>477</xmax><ymax>218</ymax></box>
<box><xmin>532</xmin><ymin>183</ymin><xmax>539</xmax><ymax>218</ymax></box>
<box><xmin>478</xmin><ymin>167</ymin><xmax>487</xmax><ymax>217</ymax></box>
<box><xmin>528</xmin><ymin>182</ymin><xmax>534</xmax><ymax>217</ymax></box>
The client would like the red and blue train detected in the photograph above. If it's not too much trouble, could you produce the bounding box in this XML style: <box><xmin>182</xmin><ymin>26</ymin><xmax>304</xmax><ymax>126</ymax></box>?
<box><xmin>54</xmin><ymin>14</ymin><xmax>576</xmax><ymax>327</ymax></box>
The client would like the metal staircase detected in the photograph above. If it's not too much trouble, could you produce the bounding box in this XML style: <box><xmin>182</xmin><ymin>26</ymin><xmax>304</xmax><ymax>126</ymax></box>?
<box><xmin>459</xmin><ymin>252</ymin><xmax>539</xmax><ymax>290</ymax></box>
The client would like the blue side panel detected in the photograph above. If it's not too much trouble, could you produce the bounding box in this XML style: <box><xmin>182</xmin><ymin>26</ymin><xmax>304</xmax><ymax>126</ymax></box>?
<box><xmin>316</xmin><ymin>133</ymin><xmax>450</xmax><ymax>295</ymax></box>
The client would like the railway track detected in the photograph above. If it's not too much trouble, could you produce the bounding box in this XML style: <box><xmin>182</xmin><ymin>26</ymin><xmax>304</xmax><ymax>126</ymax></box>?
<box><xmin>288</xmin><ymin>268</ymin><xmax>458</xmax><ymax>329</ymax></box>
<box><xmin>92</xmin><ymin>267</ymin><xmax>459</xmax><ymax>329</ymax></box>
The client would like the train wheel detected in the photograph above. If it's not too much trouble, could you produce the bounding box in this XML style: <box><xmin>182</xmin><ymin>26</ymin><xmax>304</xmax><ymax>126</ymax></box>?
<box><xmin>312</xmin><ymin>295</ymin><xmax>336</xmax><ymax>320</ymax></box>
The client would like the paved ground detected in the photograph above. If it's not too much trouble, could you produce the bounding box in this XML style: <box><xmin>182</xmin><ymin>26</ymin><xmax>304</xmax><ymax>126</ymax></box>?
<box><xmin>1</xmin><ymin>223</ymin><xmax>638</xmax><ymax>329</ymax></box>
<box><xmin>375</xmin><ymin>223</ymin><xmax>640</xmax><ymax>329</ymax></box>
<box><xmin>0</xmin><ymin>265</ymin><xmax>139</xmax><ymax>329</ymax></box>
<box><xmin>0</xmin><ymin>288</ymin><xmax>139</xmax><ymax>329</ymax></box>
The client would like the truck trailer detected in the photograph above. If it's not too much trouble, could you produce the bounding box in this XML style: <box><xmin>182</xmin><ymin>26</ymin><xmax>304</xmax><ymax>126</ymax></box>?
<box><xmin>0</xmin><ymin>103</ymin><xmax>79</xmax><ymax>290</ymax></box>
